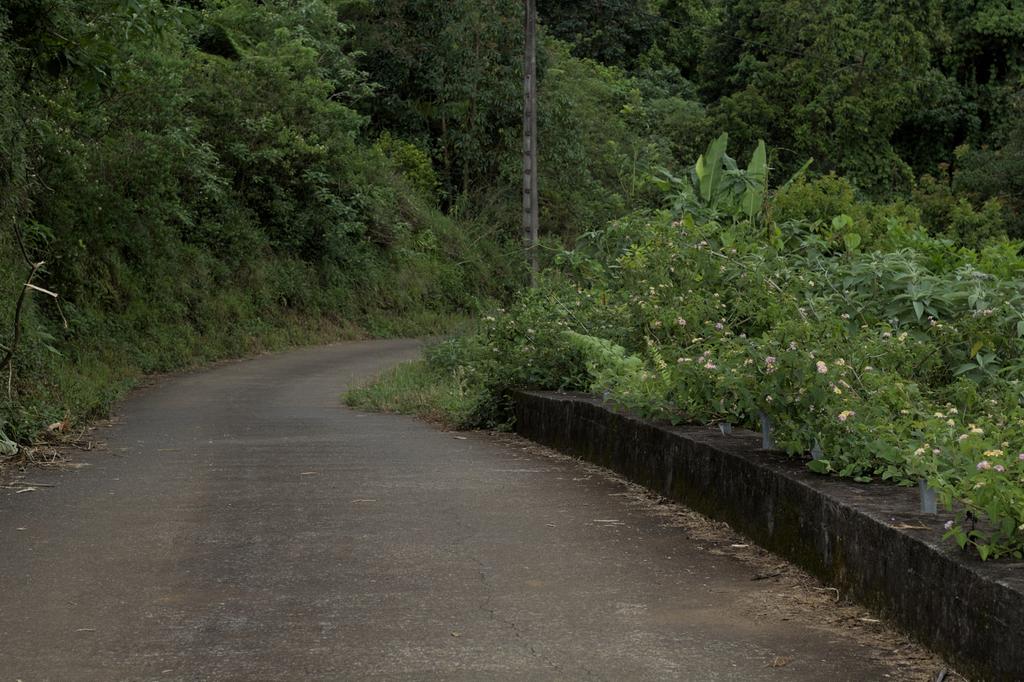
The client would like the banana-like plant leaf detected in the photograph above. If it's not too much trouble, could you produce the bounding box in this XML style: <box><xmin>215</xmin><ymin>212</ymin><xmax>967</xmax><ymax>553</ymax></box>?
<box><xmin>741</xmin><ymin>140</ymin><xmax>767</xmax><ymax>220</ymax></box>
<box><xmin>700</xmin><ymin>133</ymin><xmax>728</xmax><ymax>204</ymax></box>
<box><xmin>746</xmin><ymin>140</ymin><xmax>767</xmax><ymax>178</ymax></box>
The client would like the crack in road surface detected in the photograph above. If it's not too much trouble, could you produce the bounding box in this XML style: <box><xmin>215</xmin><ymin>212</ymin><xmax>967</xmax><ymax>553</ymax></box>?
<box><xmin>0</xmin><ymin>340</ymin><xmax>953</xmax><ymax>680</ymax></box>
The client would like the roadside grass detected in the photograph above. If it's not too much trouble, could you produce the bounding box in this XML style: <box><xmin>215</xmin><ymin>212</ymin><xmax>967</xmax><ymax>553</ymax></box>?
<box><xmin>1</xmin><ymin>305</ymin><xmax>474</xmax><ymax>451</ymax></box>
<box><xmin>344</xmin><ymin>359</ymin><xmax>476</xmax><ymax>427</ymax></box>
<box><xmin>1</xmin><ymin>315</ymin><xmax>478</xmax><ymax>478</ymax></box>
<box><xmin>361</xmin><ymin>310</ymin><xmax>476</xmax><ymax>338</ymax></box>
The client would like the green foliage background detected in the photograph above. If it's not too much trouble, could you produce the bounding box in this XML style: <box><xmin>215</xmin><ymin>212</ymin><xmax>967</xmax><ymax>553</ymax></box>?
<box><xmin>0</xmin><ymin>0</ymin><xmax>517</xmax><ymax>440</ymax></box>
<box><xmin>403</xmin><ymin>139</ymin><xmax>1024</xmax><ymax>560</ymax></box>
<box><xmin>2</xmin><ymin>0</ymin><xmax>1022</xmax><ymax>453</ymax></box>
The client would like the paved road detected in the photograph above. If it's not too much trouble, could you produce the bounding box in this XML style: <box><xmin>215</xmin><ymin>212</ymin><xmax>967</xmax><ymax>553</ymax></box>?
<box><xmin>0</xmin><ymin>340</ymin><xmax>924</xmax><ymax>680</ymax></box>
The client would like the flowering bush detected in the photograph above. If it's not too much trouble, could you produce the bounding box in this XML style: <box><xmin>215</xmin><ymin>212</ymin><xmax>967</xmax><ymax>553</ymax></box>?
<box><xmin>449</xmin><ymin>187</ymin><xmax>1024</xmax><ymax>560</ymax></box>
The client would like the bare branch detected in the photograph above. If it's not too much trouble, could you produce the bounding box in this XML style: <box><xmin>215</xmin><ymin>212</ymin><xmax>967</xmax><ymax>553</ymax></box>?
<box><xmin>0</xmin><ymin>260</ymin><xmax>45</xmax><ymax>374</ymax></box>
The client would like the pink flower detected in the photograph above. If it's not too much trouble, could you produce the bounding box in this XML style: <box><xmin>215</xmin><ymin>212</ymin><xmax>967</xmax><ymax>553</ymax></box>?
<box><xmin>715</xmin><ymin>322</ymin><xmax>724</xmax><ymax>331</ymax></box>
<box><xmin>977</xmin><ymin>461</ymin><xmax>992</xmax><ymax>471</ymax></box>
<box><xmin>995</xmin><ymin>465</ymin><xmax>1006</xmax><ymax>473</ymax></box>
<box><xmin>816</xmin><ymin>361</ymin><xmax>828</xmax><ymax>374</ymax></box>
<box><xmin>944</xmin><ymin>520</ymin><xmax>954</xmax><ymax>531</ymax></box>
<box><xmin>704</xmin><ymin>361</ymin><xmax>717</xmax><ymax>370</ymax></box>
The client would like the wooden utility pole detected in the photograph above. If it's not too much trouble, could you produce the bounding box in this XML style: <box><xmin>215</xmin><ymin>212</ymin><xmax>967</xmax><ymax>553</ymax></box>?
<box><xmin>522</xmin><ymin>0</ymin><xmax>539</xmax><ymax>283</ymax></box>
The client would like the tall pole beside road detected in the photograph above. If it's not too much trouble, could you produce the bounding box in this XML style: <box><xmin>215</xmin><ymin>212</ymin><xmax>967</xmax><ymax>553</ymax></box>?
<box><xmin>522</xmin><ymin>0</ymin><xmax>539</xmax><ymax>284</ymax></box>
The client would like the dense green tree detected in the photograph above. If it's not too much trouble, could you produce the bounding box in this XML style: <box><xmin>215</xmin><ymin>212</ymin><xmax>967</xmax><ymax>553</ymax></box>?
<box><xmin>895</xmin><ymin>0</ymin><xmax>1023</xmax><ymax>173</ymax></box>
<box><xmin>0</xmin><ymin>14</ymin><xmax>24</xmax><ymax>236</ymax></box>
<box><xmin>343</xmin><ymin>0</ymin><xmax>522</xmax><ymax>204</ymax></box>
<box><xmin>538</xmin><ymin>0</ymin><xmax>659</xmax><ymax>68</ymax></box>
<box><xmin>187</xmin><ymin>1</ymin><xmax>371</xmax><ymax>260</ymax></box>
<box><xmin>940</xmin><ymin>0</ymin><xmax>1024</xmax><ymax>140</ymax></box>
<box><xmin>699</xmin><ymin>0</ymin><xmax>941</xmax><ymax>194</ymax></box>
<box><xmin>900</xmin><ymin>2</ymin><xmax>1024</xmax><ymax>235</ymax></box>
<box><xmin>644</xmin><ymin>0</ymin><xmax>718</xmax><ymax>79</ymax></box>
<box><xmin>0</xmin><ymin>0</ymin><xmax>513</xmax><ymax>441</ymax></box>
<box><xmin>953</xmin><ymin>99</ymin><xmax>1024</xmax><ymax>237</ymax></box>
<box><xmin>539</xmin><ymin>40</ymin><xmax>652</xmax><ymax>231</ymax></box>
<box><xmin>342</xmin><ymin>0</ymin><xmax>704</xmax><ymax>236</ymax></box>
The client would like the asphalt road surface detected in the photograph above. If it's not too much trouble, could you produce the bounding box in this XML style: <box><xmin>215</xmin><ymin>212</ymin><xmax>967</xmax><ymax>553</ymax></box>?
<box><xmin>0</xmin><ymin>340</ymin><xmax>938</xmax><ymax>680</ymax></box>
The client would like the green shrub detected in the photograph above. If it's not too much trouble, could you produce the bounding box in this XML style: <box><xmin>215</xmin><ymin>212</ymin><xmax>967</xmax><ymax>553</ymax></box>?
<box><xmin>449</xmin><ymin>138</ymin><xmax>1024</xmax><ymax>561</ymax></box>
<box><xmin>953</xmin><ymin>136</ymin><xmax>1024</xmax><ymax>239</ymax></box>
<box><xmin>345</xmin><ymin>359</ymin><xmax>479</xmax><ymax>426</ymax></box>
<box><xmin>914</xmin><ymin>169</ymin><xmax>1008</xmax><ymax>248</ymax></box>
<box><xmin>0</xmin><ymin>0</ymin><xmax>515</xmax><ymax>445</ymax></box>
<box><xmin>374</xmin><ymin>132</ymin><xmax>440</xmax><ymax>203</ymax></box>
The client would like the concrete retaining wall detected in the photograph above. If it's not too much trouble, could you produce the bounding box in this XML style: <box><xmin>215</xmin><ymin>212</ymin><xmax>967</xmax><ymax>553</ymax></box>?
<box><xmin>514</xmin><ymin>390</ymin><xmax>1024</xmax><ymax>681</ymax></box>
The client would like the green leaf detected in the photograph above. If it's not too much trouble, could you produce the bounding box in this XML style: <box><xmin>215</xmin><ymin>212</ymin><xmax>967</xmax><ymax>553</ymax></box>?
<box><xmin>831</xmin><ymin>214</ymin><xmax>853</xmax><ymax>231</ymax></box>
<box><xmin>807</xmin><ymin>459</ymin><xmax>831</xmax><ymax>474</ymax></box>
<box><xmin>952</xmin><ymin>363</ymin><xmax>977</xmax><ymax>377</ymax></box>
<box><xmin>746</xmin><ymin>140</ymin><xmax>767</xmax><ymax>178</ymax></box>
<box><xmin>741</xmin><ymin>140</ymin><xmax>767</xmax><ymax>220</ymax></box>
<box><xmin>700</xmin><ymin>133</ymin><xmax>729</xmax><ymax>204</ymax></box>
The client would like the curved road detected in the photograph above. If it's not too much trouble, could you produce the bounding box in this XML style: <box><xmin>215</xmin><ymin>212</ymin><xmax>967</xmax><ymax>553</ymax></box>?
<box><xmin>1</xmin><ymin>341</ymin><xmax>930</xmax><ymax>680</ymax></box>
